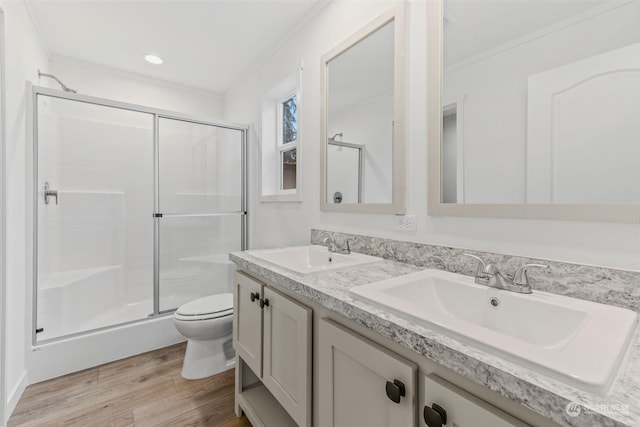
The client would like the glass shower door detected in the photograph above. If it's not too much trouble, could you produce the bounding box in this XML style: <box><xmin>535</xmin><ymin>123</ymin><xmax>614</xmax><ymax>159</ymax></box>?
<box><xmin>157</xmin><ymin>118</ymin><xmax>245</xmax><ymax>312</ymax></box>
<box><xmin>35</xmin><ymin>95</ymin><xmax>154</xmax><ymax>342</ymax></box>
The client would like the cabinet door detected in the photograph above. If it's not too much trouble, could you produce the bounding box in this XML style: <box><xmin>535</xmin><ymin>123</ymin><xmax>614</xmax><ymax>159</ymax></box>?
<box><xmin>319</xmin><ymin>318</ymin><xmax>417</xmax><ymax>427</ymax></box>
<box><xmin>262</xmin><ymin>287</ymin><xmax>312</xmax><ymax>427</ymax></box>
<box><xmin>233</xmin><ymin>272</ymin><xmax>263</xmax><ymax>377</ymax></box>
<box><xmin>420</xmin><ymin>373</ymin><xmax>530</xmax><ymax>427</ymax></box>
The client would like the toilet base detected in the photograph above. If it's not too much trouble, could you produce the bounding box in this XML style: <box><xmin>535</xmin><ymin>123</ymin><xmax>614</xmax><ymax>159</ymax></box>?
<box><xmin>181</xmin><ymin>336</ymin><xmax>235</xmax><ymax>380</ymax></box>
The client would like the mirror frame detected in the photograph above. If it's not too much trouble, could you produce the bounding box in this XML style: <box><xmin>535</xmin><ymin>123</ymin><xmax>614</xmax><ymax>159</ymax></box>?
<box><xmin>427</xmin><ymin>0</ymin><xmax>640</xmax><ymax>223</ymax></box>
<box><xmin>321</xmin><ymin>3</ymin><xmax>406</xmax><ymax>214</ymax></box>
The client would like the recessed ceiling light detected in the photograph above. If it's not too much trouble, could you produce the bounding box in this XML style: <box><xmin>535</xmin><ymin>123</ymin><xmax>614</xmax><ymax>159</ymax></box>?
<box><xmin>144</xmin><ymin>54</ymin><xmax>163</xmax><ymax>65</ymax></box>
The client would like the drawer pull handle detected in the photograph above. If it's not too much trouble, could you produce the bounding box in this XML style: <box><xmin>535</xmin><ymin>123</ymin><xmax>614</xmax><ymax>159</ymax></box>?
<box><xmin>385</xmin><ymin>379</ymin><xmax>405</xmax><ymax>403</ymax></box>
<box><xmin>250</xmin><ymin>292</ymin><xmax>260</xmax><ymax>302</ymax></box>
<box><xmin>260</xmin><ymin>298</ymin><xmax>270</xmax><ymax>308</ymax></box>
<box><xmin>423</xmin><ymin>403</ymin><xmax>447</xmax><ymax>427</ymax></box>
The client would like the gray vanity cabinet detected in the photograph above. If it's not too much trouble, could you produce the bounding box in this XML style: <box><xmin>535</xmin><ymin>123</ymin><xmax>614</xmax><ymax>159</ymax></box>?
<box><xmin>318</xmin><ymin>318</ymin><xmax>417</xmax><ymax>427</ymax></box>
<box><xmin>233</xmin><ymin>272</ymin><xmax>312</xmax><ymax>427</ymax></box>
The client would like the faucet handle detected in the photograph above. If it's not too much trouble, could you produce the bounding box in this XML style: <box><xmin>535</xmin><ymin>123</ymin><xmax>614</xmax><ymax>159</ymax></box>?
<box><xmin>322</xmin><ymin>236</ymin><xmax>335</xmax><ymax>249</ymax></box>
<box><xmin>513</xmin><ymin>264</ymin><xmax>549</xmax><ymax>286</ymax></box>
<box><xmin>463</xmin><ymin>254</ymin><xmax>487</xmax><ymax>276</ymax></box>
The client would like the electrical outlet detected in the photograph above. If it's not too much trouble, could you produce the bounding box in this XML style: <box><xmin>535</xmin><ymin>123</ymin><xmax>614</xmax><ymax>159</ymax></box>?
<box><xmin>396</xmin><ymin>215</ymin><xmax>417</xmax><ymax>231</ymax></box>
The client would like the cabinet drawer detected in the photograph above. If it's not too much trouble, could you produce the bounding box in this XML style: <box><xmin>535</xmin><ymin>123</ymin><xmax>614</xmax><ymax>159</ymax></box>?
<box><xmin>420</xmin><ymin>373</ymin><xmax>529</xmax><ymax>427</ymax></box>
<box><xmin>319</xmin><ymin>318</ymin><xmax>417</xmax><ymax>427</ymax></box>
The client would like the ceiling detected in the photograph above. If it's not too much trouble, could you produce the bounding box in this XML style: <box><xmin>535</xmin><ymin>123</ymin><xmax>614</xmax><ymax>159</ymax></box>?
<box><xmin>26</xmin><ymin>0</ymin><xmax>327</xmax><ymax>94</ymax></box>
<box><xmin>444</xmin><ymin>0</ymin><xmax>609</xmax><ymax>67</ymax></box>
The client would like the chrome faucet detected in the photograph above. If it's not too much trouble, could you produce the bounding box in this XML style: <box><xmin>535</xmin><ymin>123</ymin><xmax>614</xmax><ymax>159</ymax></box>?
<box><xmin>463</xmin><ymin>254</ymin><xmax>548</xmax><ymax>294</ymax></box>
<box><xmin>323</xmin><ymin>236</ymin><xmax>351</xmax><ymax>254</ymax></box>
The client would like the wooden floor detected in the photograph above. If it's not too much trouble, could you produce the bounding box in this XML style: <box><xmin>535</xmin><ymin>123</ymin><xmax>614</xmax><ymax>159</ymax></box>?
<box><xmin>8</xmin><ymin>343</ymin><xmax>253</xmax><ymax>427</ymax></box>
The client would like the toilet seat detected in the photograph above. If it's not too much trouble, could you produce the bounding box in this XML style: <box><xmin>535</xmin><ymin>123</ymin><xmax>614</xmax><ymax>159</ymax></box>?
<box><xmin>174</xmin><ymin>293</ymin><xmax>233</xmax><ymax>321</ymax></box>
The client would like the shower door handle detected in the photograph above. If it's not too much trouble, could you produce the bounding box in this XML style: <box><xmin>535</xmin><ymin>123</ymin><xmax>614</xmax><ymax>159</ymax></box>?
<box><xmin>43</xmin><ymin>182</ymin><xmax>58</xmax><ymax>205</ymax></box>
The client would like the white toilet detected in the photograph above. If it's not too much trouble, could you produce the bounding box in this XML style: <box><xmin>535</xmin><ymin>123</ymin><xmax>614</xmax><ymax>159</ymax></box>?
<box><xmin>173</xmin><ymin>293</ymin><xmax>235</xmax><ymax>379</ymax></box>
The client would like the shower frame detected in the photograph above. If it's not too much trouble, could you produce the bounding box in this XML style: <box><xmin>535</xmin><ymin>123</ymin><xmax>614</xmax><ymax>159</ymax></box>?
<box><xmin>29</xmin><ymin>84</ymin><xmax>248</xmax><ymax>346</ymax></box>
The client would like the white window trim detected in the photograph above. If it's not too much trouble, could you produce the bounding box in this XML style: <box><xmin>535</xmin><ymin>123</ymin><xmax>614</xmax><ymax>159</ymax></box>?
<box><xmin>260</xmin><ymin>66</ymin><xmax>303</xmax><ymax>202</ymax></box>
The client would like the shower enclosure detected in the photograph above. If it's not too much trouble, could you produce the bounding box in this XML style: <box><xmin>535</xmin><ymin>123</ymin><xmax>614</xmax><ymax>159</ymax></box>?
<box><xmin>32</xmin><ymin>85</ymin><xmax>247</xmax><ymax>345</ymax></box>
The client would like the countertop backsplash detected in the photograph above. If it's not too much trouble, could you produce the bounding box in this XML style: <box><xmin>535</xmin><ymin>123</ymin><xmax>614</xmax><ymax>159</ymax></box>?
<box><xmin>310</xmin><ymin>229</ymin><xmax>640</xmax><ymax>313</ymax></box>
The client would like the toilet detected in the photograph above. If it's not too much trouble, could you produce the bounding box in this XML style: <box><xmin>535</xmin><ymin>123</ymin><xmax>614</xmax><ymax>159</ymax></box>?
<box><xmin>173</xmin><ymin>293</ymin><xmax>235</xmax><ymax>379</ymax></box>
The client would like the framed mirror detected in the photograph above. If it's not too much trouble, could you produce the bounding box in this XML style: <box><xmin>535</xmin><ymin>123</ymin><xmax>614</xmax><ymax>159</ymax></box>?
<box><xmin>427</xmin><ymin>0</ymin><xmax>640</xmax><ymax>222</ymax></box>
<box><xmin>321</xmin><ymin>3</ymin><xmax>406</xmax><ymax>214</ymax></box>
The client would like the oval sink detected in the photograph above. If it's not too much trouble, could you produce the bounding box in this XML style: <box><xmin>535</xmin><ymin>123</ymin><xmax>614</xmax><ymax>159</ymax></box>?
<box><xmin>349</xmin><ymin>269</ymin><xmax>638</xmax><ymax>393</ymax></box>
<box><xmin>250</xmin><ymin>245</ymin><xmax>382</xmax><ymax>275</ymax></box>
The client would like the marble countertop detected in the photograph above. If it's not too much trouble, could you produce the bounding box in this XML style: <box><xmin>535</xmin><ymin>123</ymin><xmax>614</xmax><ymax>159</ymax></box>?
<box><xmin>230</xmin><ymin>250</ymin><xmax>640</xmax><ymax>427</ymax></box>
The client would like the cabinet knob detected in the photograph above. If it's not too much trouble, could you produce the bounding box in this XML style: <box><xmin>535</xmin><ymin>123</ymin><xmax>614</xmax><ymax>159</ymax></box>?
<box><xmin>260</xmin><ymin>298</ymin><xmax>270</xmax><ymax>308</ymax></box>
<box><xmin>250</xmin><ymin>292</ymin><xmax>260</xmax><ymax>302</ymax></box>
<box><xmin>385</xmin><ymin>379</ymin><xmax>406</xmax><ymax>404</ymax></box>
<box><xmin>423</xmin><ymin>403</ymin><xmax>447</xmax><ymax>427</ymax></box>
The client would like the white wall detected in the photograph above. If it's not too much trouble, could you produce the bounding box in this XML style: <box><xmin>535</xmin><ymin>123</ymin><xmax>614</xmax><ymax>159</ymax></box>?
<box><xmin>0</xmin><ymin>7</ymin><xmax>6</xmax><ymax>425</ymax></box>
<box><xmin>1</xmin><ymin>0</ymin><xmax>50</xmax><ymax>418</ymax></box>
<box><xmin>224</xmin><ymin>0</ymin><xmax>640</xmax><ymax>271</ymax></box>
<box><xmin>1</xmin><ymin>13</ymin><xmax>228</xmax><ymax>419</ymax></box>
<box><xmin>225</xmin><ymin>1</ymin><xmax>398</xmax><ymax>250</ymax></box>
<box><xmin>50</xmin><ymin>58</ymin><xmax>224</xmax><ymax>119</ymax></box>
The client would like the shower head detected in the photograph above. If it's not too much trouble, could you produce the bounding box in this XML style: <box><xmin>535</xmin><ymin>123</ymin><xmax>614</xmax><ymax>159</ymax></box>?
<box><xmin>329</xmin><ymin>132</ymin><xmax>343</xmax><ymax>141</ymax></box>
<box><xmin>38</xmin><ymin>70</ymin><xmax>77</xmax><ymax>93</ymax></box>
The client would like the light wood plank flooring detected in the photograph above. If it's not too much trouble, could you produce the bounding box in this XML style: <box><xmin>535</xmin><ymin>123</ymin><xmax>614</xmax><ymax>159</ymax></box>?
<box><xmin>8</xmin><ymin>343</ymin><xmax>252</xmax><ymax>427</ymax></box>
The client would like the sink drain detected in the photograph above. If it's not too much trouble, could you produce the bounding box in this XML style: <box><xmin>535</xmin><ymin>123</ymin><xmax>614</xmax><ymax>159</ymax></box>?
<box><xmin>489</xmin><ymin>297</ymin><xmax>500</xmax><ymax>307</ymax></box>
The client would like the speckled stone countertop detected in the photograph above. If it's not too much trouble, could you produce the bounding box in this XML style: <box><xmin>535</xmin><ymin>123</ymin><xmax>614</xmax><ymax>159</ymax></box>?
<box><xmin>230</xmin><ymin>249</ymin><xmax>640</xmax><ymax>427</ymax></box>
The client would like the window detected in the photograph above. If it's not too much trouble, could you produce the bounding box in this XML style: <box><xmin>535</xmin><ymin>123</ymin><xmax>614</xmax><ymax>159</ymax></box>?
<box><xmin>278</xmin><ymin>94</ymin><xmax>298</xmax><ymax>191</ymax></box>
<box><xmin>260</xmin><ymin>71</ymin><xmax>302</xmax><ymax>202</ymax></box>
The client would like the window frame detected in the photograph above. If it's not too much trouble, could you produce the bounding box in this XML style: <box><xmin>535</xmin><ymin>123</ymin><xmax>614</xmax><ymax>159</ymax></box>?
<box><xmin>259</xmin><ymin>69</ymin><xmax>303</xmax><ymax>203</ymax></box>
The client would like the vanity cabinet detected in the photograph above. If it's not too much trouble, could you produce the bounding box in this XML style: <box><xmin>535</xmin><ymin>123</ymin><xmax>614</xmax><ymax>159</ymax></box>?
<box><xmin>233</xmin><ymin>272</ymin><xmax>312</xmax><ymax>427</ymax></box>
<box><xmin>420</xmin><ymin>373</ymin><xmax>529</xmax><ymax>427</ymax></box>
<box><xmin>318</xmin><ymin>318</ymin><xmax>417</xmax><ymax>427</ymax></box>
<box><xmin>234</xmin><ymin>268</ymin><xmax>559</xmax><ymax>427</ymax></box>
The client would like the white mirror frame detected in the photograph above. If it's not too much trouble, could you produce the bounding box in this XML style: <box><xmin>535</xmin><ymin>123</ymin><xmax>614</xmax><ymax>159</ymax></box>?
<box><xmin>427</xmin><ymin>0</ymin><xmax>640</xmax><ymax>223</ymax></box>
<box><xmin>321</xmin><ymin>3</ymin><xmax>406</xmax><ymax>214</ymax></box>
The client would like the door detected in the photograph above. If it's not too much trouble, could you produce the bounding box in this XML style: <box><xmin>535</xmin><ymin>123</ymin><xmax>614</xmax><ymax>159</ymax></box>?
<box><xmin>318</xmin><ymin>318</ymin><xmax>416</xmax><ymax>427</ymax></box>
<box><xmin>262</xmin><ymin>287</ymin><xmax>312</xmax><ymax>427</ymax></box>
<box><xmin>157</xmin><ymin>117</ymin><xmax>245</xmax><ymax>312</ymax></box>
<box><xmin>526</xmin><ymin>42</ymin><xmax>640</xmax><ymax>203</ymax></box>
<box><xmin>233</xmin><ymin>272</ymin><xmax>263</xmax><ymax>377</ymax></box>
<box><xmin>35</xmin><ymin>94</ymin><xmax>155</xmax><ymax>342</ymax></box>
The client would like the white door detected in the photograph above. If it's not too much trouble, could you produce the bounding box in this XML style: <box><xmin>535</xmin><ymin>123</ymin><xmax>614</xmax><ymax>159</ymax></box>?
<box><xmin>262</xmin><ymin>287</ymin><xmax>312</xmax><ymax>427</ymax></box>
<box><xmin>527</xmin><ymin>42</ymin><xmax>640</xmax><ymax>203</ymax></box>
<box><xmin>233</xmin><ymin>272</ymin><xmax>263</xmax><ymax>377</ymax></box>
<box><xmin>318</xmin><ymin>318</ymin><xmax>417</xmax><ymax>427</ymax></box>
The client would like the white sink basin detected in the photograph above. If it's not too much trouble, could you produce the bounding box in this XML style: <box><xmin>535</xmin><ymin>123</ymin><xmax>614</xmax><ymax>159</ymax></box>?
<box><xmin>350</xmin><ymin>269</ymin><xmax>638</xmax><ymax>393</ymax></box>
<box><xmin>250</xmin><ymin>245</ymin><xmax>382</xmax><ymax>275</ymax></box>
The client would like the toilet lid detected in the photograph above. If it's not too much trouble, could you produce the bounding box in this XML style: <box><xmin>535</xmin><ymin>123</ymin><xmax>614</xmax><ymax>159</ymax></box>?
<box><xmin>176</xmin><ymin>293</ymin><xmax>233</xmax><ymax>317</ymax></box>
